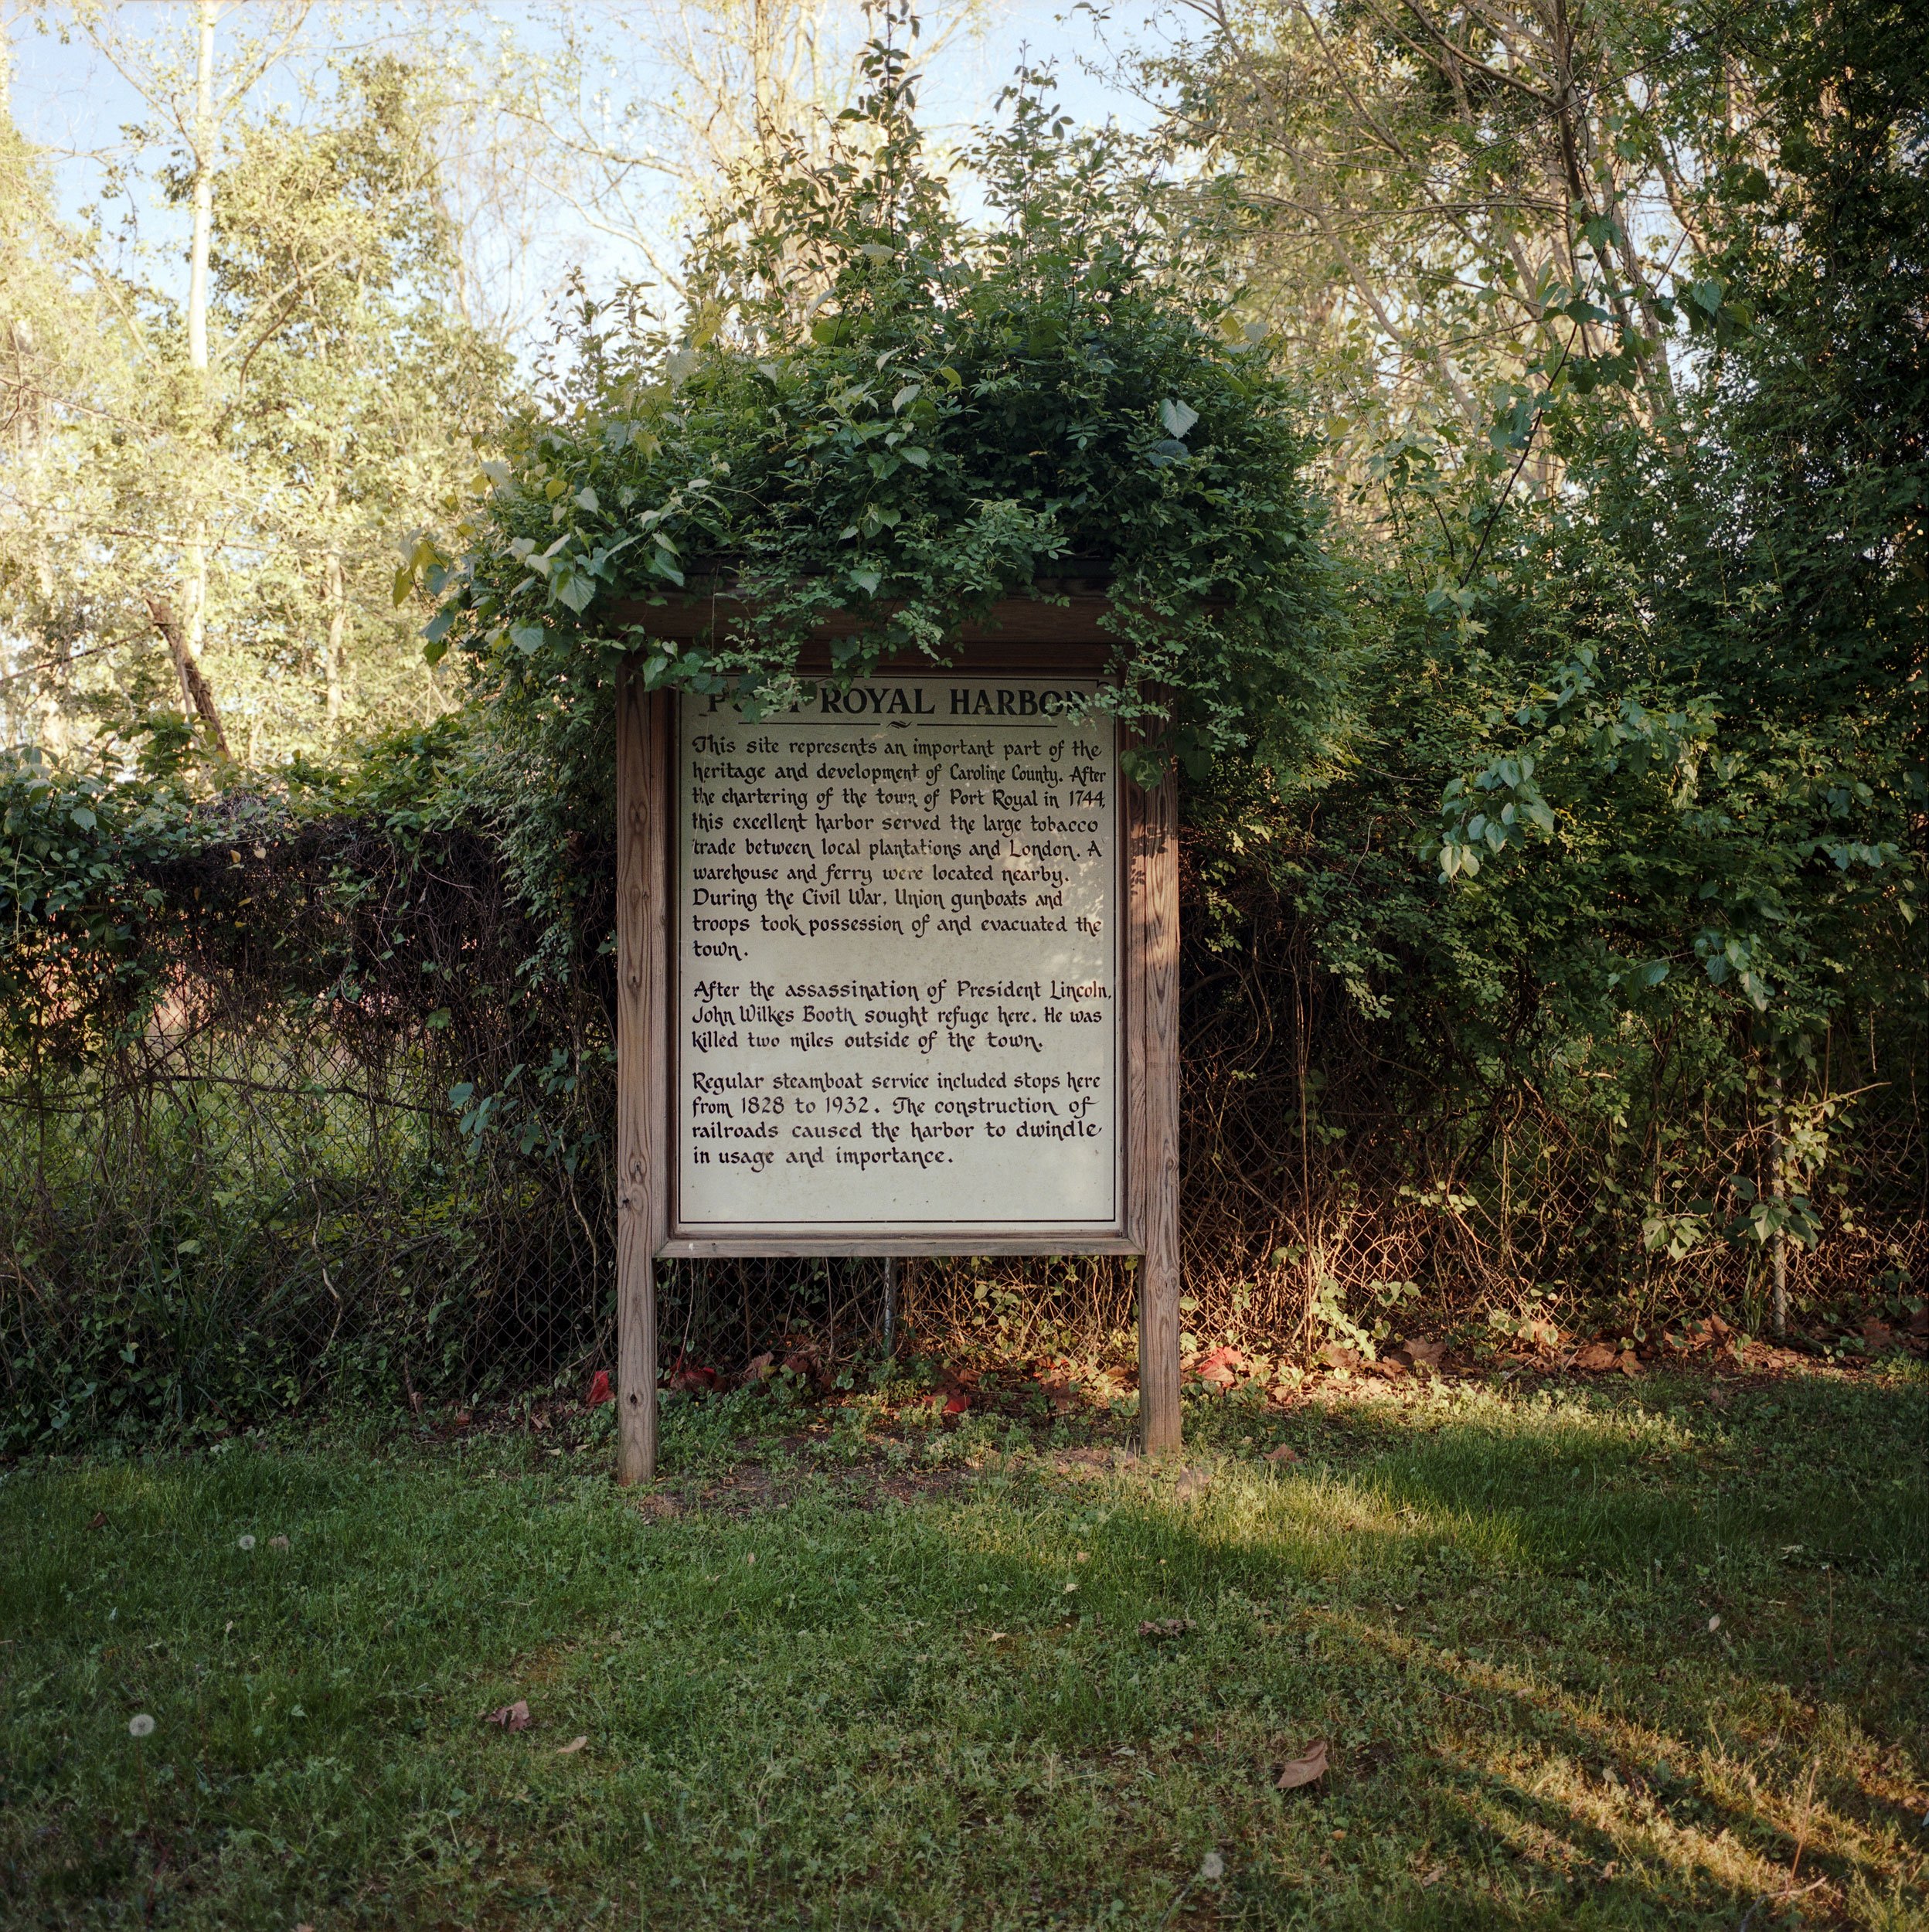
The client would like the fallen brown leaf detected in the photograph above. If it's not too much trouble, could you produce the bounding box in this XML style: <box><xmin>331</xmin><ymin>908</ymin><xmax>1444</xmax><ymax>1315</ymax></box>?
<box><xmin>87</xmin><ymin>1511</ymin><xmax>107</xmax><ymax>1531</ymax></box>
<box><xmin>483</xmin><ymin>1699</ymin><xmax>531</xmax><ymax>1731</ymax></box>
<box><xmin>1266</xmin><ymin>1444</ymin><xmax>1301</xmax><ymax>1464</ymax></box>
<box><xmin>1573</xmin><ymin>1342</ymin><xmax>1618</xmax><ymax>1372</ymax></box>
<box><xmin>268</xmin><ymin>1535</ymin><xmax>290</xmax><ymax>1551</ymax></box>
<box><xmin>1403</xmin><ymin>1338</ymin><xmax>1446</xmax><ymax>1368</ymax></box>
<box><xmin>556</xmin><ymin>1735</ymin><xmax>588</xmax><ymax>1755</ymax></box>
<box><xmin>1138</xmin><ymin>1617</ymin><xmax>1196</xmax><ymax>1640</ymax></box>
<box><xmin>1277</xmin><ymin>1739</ymin><xmax>1329</xmax><ymax>1790</ymax></box>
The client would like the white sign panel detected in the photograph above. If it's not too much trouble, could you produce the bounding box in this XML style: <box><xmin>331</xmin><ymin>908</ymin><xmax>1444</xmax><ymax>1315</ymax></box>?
<box><xmin>675</xmin><ymin>675</ymin><xmax>1121</xmax><ymax>1237</ymax></box>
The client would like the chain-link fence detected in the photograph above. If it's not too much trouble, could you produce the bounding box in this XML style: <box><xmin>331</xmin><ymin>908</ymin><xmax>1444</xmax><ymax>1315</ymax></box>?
<box><xmin>3</xmin><ymin>821</ymin><xmax>1922</xmax><ymax>1446</ymax></box>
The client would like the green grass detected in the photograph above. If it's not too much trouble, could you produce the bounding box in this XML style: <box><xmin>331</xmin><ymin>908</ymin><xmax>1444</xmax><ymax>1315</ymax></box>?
<box><xmin>2</xmin><ymin>1369</ymin><xmax>1926</xmax><ymax>1928</ymax></box>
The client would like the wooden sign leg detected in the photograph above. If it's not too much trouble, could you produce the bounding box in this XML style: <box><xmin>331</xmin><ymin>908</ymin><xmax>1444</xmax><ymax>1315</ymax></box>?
<box><xmin>1136</xmin><ymin>759</ymin><xmax>1182</xmax><ymax>1455</ymax></box>
<box><xmin>615</xmin><ymin>665</ymin><xmax>668</xmax><ymax>1482</ymax></box>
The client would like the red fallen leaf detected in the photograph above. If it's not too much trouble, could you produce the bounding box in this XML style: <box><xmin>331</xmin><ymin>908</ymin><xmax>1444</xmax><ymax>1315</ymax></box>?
<box><xmin>483</xmin><ymin>1699</ymin><xmax>531</xmax><ymax>1731</ymax></box>
<box><xmin>1276</xmin><ymin>1739</ymin><xmax>1329</xmax><ymax>1790</ymax></box>
<box><xmin>1192</xmin><ymin>1345</ymin><xmax>1246</xmax><ymax>1378</ymax></box>
<box><xmin>744</xmin><ymin>1352</ymin><xmax>776</xmax><ymax>1381</ymax></box>
<box><xmin>454</xmin><ymin>1411</ymin><xmax>472</xmax><ymax>1427</ymax></box>
<box><xmin>586</xmin><ymin>1370</ymin><xmax>613</xmax><ymax>1407</ymax></box>
<box><xmin>943</xmin><ymin>1393</ymin><xmax>970</xmax><ymax>1416</ymax></box>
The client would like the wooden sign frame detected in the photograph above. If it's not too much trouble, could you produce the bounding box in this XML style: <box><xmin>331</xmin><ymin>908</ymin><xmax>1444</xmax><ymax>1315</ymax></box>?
<box><xmin>614</xmin><ymin>609</ymin><xmax>1179</xmax><ymax>1480</ymax></box>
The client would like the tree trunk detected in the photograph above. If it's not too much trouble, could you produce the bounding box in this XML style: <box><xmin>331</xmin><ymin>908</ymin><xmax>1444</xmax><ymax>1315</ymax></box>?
<box><xmin>145</xmin><ymin>593</ymin><xmax>231</xmax><ymax>757</ymax></box>
<box><xmin>1769</xmin><ymin>1073</ymin><xmax>1788</xmax><ymax>1337</ymax></box>
<box><xmin>324</xmin><ymin>549</ymin><xmax>348</xmax><ymax>726</ymax></box>
<box><xmin>182</xmin><ymin>1</ymin><xmax>217</xmax><ymax>721</ymax></box>
<box><xmin>188</xmin><ymin>2</ymin><xmax>214</xmax><ymax>373</ymax></box>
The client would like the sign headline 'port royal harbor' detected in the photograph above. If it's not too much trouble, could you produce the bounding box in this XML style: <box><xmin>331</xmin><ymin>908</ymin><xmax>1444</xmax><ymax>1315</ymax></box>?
<box><xmin>675</xmin><ymin>675</ymin><xmax>1121</xmax><ymax>1234</ymax></box>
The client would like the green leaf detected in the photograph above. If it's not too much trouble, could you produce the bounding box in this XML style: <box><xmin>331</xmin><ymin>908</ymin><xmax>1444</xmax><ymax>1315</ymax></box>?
<box><xmin>509</xmin><ymin>624</ymin><xmax>546</xmax><ymax>655</ymax></box>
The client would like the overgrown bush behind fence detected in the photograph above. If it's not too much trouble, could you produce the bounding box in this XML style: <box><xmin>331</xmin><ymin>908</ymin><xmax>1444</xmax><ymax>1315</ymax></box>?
<box><xmin>0</xmin><ymin>797</ymin><xmax>614</xmax><ymax>1447</ymax></box>
<box><xmin>4</xmin><ymin>790</ymin><xmax>1920</xmax><ymax>1449</ymax></box>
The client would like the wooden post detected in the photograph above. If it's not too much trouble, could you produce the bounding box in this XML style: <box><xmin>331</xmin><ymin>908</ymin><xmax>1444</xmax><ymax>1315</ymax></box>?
<box><xmin>1134</xmin><ymin>757</ymin><xmax>1182</xmax><ymax>1455</ymax></box>
<box><xmin>615</xmin><ymin>663</ymin><xmax>669</xmax><ymax>1482</ymax></box>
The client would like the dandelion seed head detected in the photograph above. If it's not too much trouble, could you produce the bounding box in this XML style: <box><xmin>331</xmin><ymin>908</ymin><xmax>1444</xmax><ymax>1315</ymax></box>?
<box><xmin>128</xmin><ymin>1713</ymin><xmax>155</xmax><ymax>1738</ymax></box>
<box><xmin>237</xmin><ymin>1535</ymin><xmax>256</xmax><ymax>1551</ymax></box>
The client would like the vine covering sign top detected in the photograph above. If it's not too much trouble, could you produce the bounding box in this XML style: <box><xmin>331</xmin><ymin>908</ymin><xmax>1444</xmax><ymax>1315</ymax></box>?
<box><xmin>673</xmin><ymin>672</ymin><xmax>1122</xmax><ymax>1242</ymax></box>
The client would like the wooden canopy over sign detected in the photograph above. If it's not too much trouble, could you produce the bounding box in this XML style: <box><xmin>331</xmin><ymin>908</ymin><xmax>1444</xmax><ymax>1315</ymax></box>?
<box><xmin>613</xmin><ymin>598</ymin><xmax>1181</xmax><ymax>1478</ymax></box>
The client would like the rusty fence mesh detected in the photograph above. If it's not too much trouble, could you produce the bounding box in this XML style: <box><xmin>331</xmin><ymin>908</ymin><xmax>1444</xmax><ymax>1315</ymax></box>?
<box><xmin>2</xmin><ymin>900</ymin><xmax>1924</xmax><ymax>1446</ymax></box>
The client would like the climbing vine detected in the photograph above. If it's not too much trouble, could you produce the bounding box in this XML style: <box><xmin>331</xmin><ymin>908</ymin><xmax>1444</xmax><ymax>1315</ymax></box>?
<box><xmin>417</xmin><ymin>30</ymin><xmax>1336</xmax><ymax>781</ymax></box>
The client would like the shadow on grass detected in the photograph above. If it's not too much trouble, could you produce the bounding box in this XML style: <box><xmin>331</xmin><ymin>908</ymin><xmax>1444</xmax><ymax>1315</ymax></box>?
<box><xmin>0</xmin><ymin>1372</ymin><xmax>1922</xmax><ymax>1928</ymax></box>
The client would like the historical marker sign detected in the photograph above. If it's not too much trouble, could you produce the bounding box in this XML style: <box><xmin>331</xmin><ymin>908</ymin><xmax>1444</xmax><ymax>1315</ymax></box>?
<box><xmin>672</xmin><ymin>674</ymin><xmax>1124</xmax><ymax>1245</ymax></box>
<box><xmin>614</xmin><ymin>628</ymin><xmax>1180</xmax><ymax>1481</ymax></box>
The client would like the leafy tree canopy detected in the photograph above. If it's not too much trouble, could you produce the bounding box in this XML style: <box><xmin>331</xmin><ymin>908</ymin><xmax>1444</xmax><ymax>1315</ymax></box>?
<box><xmin>424</xmin><ymin>23</ymin><xmax>1339</xmax><ymax>777</ymax></box>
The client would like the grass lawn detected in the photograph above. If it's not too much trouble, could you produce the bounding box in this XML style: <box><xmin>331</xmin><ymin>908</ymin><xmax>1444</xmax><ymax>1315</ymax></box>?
<box><xmin>2</xmin><ymin>1366</ymin><xmax>1926</xmax><ymax>1928</ymax></box>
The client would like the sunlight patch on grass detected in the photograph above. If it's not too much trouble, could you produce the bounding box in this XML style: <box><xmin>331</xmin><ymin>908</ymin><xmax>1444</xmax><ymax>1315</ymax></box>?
<box><xmin>2</xmin><ymin>1373</ymin><xmax>1924</xmax><ymax>1927</ymax></box>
